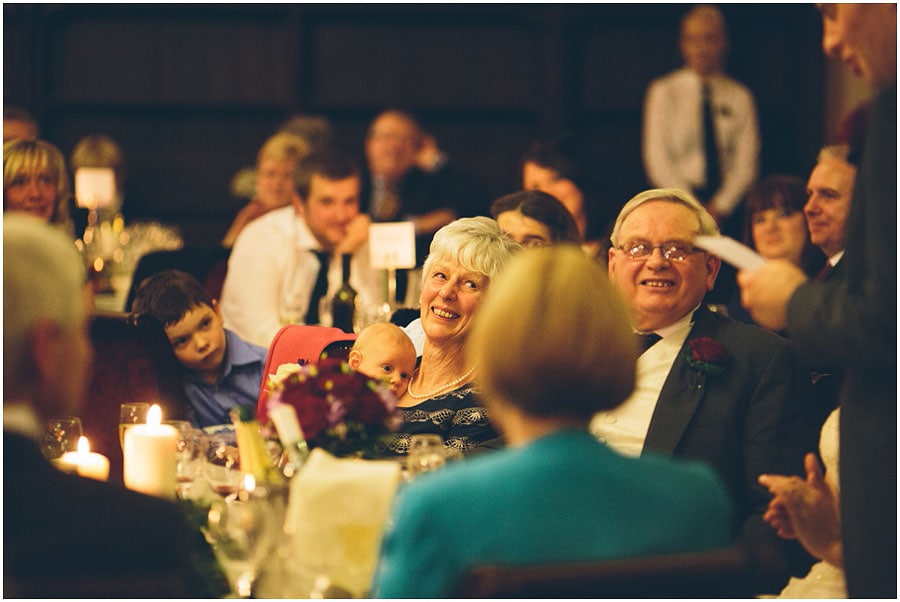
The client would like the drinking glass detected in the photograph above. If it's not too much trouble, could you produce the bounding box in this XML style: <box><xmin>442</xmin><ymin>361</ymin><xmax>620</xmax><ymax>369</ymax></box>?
<box><xmin>204</xmin><ymin>430</ymin><xmax>242</xmax><ymax>497</ymax></box>
<box><xmin>206</xmin><ymin>477</ymin><xmax>277</xmax><ymax>598</ymax></box>
<box><xmin>165</xmin><ymin>420</ymin><xmax>207</xmax><ymax>499</ymax></box>
<box><xmin>42</xmin><ymin>416</ymin><xmax>83</xmax><ymax>460</ymax></box>
<box><xmin>119</xmin><ymin>402</ymin><xmax>150</xmax><ymax>450</ymax></box>
<box><xmin>406</xmin><ymin>434</ymin><xmax>447</xmax><ymax>478</ymax></box>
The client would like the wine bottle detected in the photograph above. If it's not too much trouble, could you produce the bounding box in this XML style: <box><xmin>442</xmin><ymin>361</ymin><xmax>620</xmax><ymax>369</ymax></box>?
<box><xmin>331</xmin><ymin>253</ymin><xmax>357</xmax><ymax>333</ymax></box>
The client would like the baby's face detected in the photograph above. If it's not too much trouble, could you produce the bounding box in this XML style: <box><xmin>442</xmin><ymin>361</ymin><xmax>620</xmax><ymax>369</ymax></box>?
<box><xmin>355</xmin><ymin>341</ymin><xmax>416</xmax><ymax>397</ymax></box>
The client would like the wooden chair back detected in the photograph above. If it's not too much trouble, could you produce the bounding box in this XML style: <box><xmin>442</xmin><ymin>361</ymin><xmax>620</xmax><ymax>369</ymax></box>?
<box><xmin>81</xmin><ymin>311</ymin><xmax>189</xmax><ymax>485</ymax></box>
<box><xmin>457</xmin><ymin>545</ymin><xmax>757</xmax><ymax>599</ymax></box>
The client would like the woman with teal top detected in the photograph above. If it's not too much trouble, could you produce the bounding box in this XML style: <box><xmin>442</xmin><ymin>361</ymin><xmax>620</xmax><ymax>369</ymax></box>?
<box><xmin>372</xmin><ymin>245</ymin><xmax>734</xmax><ymax>598</ymax></box>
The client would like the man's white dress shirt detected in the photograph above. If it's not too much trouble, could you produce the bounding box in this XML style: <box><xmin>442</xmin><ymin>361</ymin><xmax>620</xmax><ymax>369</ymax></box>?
<box><xmin>220</xmin><ymin>205</ymin><xmax>382</xmax><ymax>348</ymax></box>
<box><xmin>643</xmin><ymin>68</ymin><xmax>760</xmax><ymax>218</ymax></box>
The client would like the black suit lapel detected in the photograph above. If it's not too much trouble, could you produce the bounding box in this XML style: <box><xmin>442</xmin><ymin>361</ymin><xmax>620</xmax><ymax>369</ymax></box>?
<box><xmin>643</xmin><ymin>308</ymin><xmax>718</xmax><ymax>455</ymax></box>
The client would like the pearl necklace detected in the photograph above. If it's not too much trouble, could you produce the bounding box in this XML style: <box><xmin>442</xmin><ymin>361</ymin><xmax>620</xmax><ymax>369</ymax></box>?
<box><xmin>406</xmin><ymin>365</ymin><xmax>477</xmax><ymax>400</ymax></box>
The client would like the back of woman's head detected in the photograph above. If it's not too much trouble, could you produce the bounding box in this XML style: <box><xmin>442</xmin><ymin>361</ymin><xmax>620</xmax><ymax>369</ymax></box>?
<box><xmin>423</xmin><ymin>216</ymin><xmax>521</xmax><ymax>281</ymax></box>
<box><xmin>468</xmin><ymin>244</ymin><xmax>637</xmax><ymax>420</ymax></box>
<box><xmin>490</xmin><ymin>190</ymin><xmax>582</xmax><ymax>245</ymax></box>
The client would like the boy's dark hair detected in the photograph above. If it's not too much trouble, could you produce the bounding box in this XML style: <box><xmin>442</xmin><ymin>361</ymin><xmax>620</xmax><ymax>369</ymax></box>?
<box><xmin>294</xmin><ymin>151</ymin><xmax>359</xmax><ymax>199</ymax></box>
<box><xmin>131</xmin><ymin>269</ymin><xmax>213</xmax><ymax>327</ymax></box>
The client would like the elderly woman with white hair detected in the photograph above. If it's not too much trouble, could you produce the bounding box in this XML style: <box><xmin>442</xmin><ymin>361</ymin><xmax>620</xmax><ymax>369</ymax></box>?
<box><xmin>379</xmin><ymin>216</ymin><xmax>521</xmax><ymax>457</ymax></box>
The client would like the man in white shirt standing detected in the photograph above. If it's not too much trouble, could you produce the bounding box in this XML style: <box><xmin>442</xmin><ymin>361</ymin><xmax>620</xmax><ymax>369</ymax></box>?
<box><xmin>220</xmin><ymin>153</ymin><xmax>380</xmax><ymax>348</ymax></box>
<box><xmin>804</xmin><ymin>144</ymin><xmax>856</xmax><ymax>281</ymax></box>
<box><xmin>642</xmin><ymin>5</ymin><xmax>760</xmax><ymax>227</ymax></box>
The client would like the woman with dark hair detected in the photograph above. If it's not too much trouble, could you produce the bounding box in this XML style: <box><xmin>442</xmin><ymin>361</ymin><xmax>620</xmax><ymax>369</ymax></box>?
<box><xmin>724</xmin><ymin>174</ymin><xmax>825</xmax><ymax>327</ymax></box>
<box><xmin>520</xmin><ymin>135</ymin><xmax>614</xmax><ymax>260</ymax></box>
<box><xmin>490</xmin><ymin>189</ymin><xmax>582</xmax><ymax>248</ymax></box>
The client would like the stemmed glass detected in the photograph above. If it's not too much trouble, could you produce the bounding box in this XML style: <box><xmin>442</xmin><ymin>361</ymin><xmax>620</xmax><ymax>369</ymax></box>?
<box><xmin>206</xmin><ymin>475</ymin><xmax>277</xmax><ymax>598</ymax></box>
<box><xmin>42</xmin><ymin>416</ymin><xmax>83</xmax><ymax>460</ymax></box>
<box><xmin>119</xmin><ymin>402</ymin><xmax>150</xmax><ymax>451</ymax></box>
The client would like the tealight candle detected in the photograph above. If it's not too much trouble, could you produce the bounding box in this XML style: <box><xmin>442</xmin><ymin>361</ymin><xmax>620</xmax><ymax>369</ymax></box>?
<box><xmin>54</xmin><ymin>436</ymin><xmax>110</xmax><ymax>481</ymax></box>
<box><xmin>123</xmin><ymin>404</ymin><xmax>177</xmax><ymax>499</ymax></box>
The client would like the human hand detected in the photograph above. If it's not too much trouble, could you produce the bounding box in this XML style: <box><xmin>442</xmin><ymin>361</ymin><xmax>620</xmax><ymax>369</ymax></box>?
<box><xmin>334</xmin><ymin>213</ymin><xmax>371</xmax><ymax>256</ymax></box>
<box><xmin>758</xmin><ymin>453</ymin><xmax>843</xmax><ymax>567</ymax></box>
<box><xmin>736</xmin><ymin>260</ymin><xmax>807</xmax><ymax>331</ymax></box>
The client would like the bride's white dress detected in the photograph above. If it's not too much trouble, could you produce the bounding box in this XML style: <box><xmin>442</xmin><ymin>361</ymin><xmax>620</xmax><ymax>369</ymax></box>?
<box><xmin>777</xmin><ymin>408</ymin><xmax>847</xmax><ymax>599</ymax></box>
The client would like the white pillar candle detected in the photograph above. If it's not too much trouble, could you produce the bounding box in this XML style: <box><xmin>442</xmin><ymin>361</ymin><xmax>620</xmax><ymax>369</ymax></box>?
<box><xmin>123</xmin><ymin>404</ymin><xmax>177</xmax><ymax>499</ymax></box>
<box><xmin>54</xmin><ymin>436</ymin><xmax>110</xmax><ymax>481</ymax></box>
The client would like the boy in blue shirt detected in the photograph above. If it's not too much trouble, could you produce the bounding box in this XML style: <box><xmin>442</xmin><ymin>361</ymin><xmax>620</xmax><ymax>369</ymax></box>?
<box><xmin>131</xmin><ymin>269</ymin><xmax>267</xmax><ymax>428</ymax></box>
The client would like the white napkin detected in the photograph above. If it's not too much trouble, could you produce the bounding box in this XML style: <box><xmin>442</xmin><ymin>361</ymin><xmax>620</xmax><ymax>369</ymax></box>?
<box><xmin>283</xmin><ymin>448</ymin><xmax>402</xmax><ymax>597</ymax></box>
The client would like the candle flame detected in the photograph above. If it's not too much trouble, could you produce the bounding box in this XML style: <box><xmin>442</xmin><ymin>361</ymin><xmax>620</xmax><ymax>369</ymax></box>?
<box><xmin>242</xmin><ymin>473</ymin><xmax>256</xmax><ymax>493</ymax></box>
<box><xmin>147</xmin><ymin>404</ymin><xmax>162</xmax><ymax>426</ymax></box>
<box><xmin>77</xmin><ymin>436</ymin><xmax>90</xmax><ymax>455</ymax></box>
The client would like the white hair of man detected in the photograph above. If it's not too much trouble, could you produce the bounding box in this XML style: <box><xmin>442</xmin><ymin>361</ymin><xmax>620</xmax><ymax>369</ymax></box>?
<box><xmin>3</xmin><ymin>214</ymin><xmax>86</xmax><ymax>393</ymax></box>
<box><xmin>610</xmin><ymin>187</ymin><xmax>720</xmax><ymax>249</ymax></box>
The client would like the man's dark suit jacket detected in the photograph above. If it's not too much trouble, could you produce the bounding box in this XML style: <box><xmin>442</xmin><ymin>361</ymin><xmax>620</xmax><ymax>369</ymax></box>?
<box><xmin>3</xmin><ymin>431</ymin><xmax>224</xmax><ymax>597</ymax></box>
<box><xmin>642</xmin><ymin>306</ymin><xmax>820</xmax><ymax>593</ymax></box>
<box><xmin>787</xmin><ymin>84</ymin><xmax>897</xmax><ymax>598</ymax></box>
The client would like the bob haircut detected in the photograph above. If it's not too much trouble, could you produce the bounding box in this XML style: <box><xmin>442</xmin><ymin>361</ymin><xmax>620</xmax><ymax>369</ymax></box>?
<box><xmin>422</xmin><ymin>216</ymin><xmax>521</xmax><ymax>284</ymax></box>
<box><xmin>3</xmin><ymin>138</ymin><xmax>72</xmax><ymax>229</ymax></box>
<box><xmin>131</xmin><ymin>269</ymin><xmax>214</xmax><ymax>327</ymax></box>
<box><xmin>4</xmin><ymin>214</ymin><xmax>86</xmax><ymax>390</ymax></box>
<box><xmin>610</xmin><ymin>188</ymin><xmax>719</xmax><ymax>248</ymax></box>
<box><xmin>257</xmin><ymin>131</ymin><xmax>310</xmax><ymax>166</ymax></box>
<box><xmin>490</xmin><ymin>189</ymin><xmax>583</xmax><ymax>245</ymax></box>
<box><xmin>468</xmin><ymin>244</ymin><xmax>637</xmax><ymax>420</ymax></box>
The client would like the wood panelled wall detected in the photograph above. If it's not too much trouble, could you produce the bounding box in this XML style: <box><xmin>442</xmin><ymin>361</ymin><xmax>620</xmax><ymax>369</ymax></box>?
<box><xmin>4</xmin><ymin>4</ymin><xmax>825</xmax><ymax>247</ymax></box>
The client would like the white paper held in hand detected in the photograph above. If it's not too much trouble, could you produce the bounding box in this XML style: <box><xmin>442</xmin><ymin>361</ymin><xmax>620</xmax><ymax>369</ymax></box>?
<box><xmin>693</xmin><ymin>235</ymin><xmax>766</xmax><ymax>271</ymax></box>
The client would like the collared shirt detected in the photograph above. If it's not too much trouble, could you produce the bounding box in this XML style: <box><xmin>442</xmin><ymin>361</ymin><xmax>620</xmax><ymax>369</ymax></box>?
<box><xmin>220</xmin><ymin>205</ymin><xmax>382</xmax><ymax>347</ymax></box>
<box><xmin>828</xmin><ymin>250</ymin><xmax>845</xmax><ymax>268</ymax></box>
<box><xmin>643</xmin><ymin>68</ymin><xmax>760</xmax><ymax>217</ymax></box>
<box><xmin>590</xmin><ymin>310</ymin><xmax>696</xmax><ymax>457</ymax></box>
<box><xmin>181</xmin><ymin>329</ymin><xmax>268</xmax><ymax>429</ymax></box>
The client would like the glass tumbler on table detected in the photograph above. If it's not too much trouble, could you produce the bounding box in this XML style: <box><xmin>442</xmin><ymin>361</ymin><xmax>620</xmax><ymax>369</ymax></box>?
<box><xmin>165</xmin><ymin>420</ymin><xmax>207</xmax><ymax>498</ymax></box>
<box><xmin>41</xmin><ymin>416</ymin><xmax>83</xmax><ymax>460</ymax></box>
<box><xmin>406</xmin><ymin>434</ymin><xmax>447</xmax><ymax>478</ymax></box>
<box><xmin>118</xmin><ymin>402</ymin><xmax>150</xmax><ymax>450</ymax></box>
<box><xmin>204</xmin><ymin>430</ymin><xmax>242</xmax><ymax>497</ymax></box>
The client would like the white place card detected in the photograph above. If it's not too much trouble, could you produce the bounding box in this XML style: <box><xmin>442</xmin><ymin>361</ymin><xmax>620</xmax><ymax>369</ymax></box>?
<box><xmin>74</xmin><ymin>167</ymin><xmax>116</xmax><ymax>209</ymax></box>
<box><xmin>693</xmin><ymin>235</ymin><xmax>766</xmax><ymax>271</ymax></box>
<box><xmin>368</xmin><ymin>222</ymin><xmax>416</xmax><ymax>269</ymax></box>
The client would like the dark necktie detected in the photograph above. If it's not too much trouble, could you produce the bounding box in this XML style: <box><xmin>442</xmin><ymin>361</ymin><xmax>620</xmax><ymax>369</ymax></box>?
<box><xmin>304</xmin><ymin>250</ymin><xmax>331</xmax><ymax>325</ymax></box>
<box><xmin>701</xmin><ymin>83</ymin><xmax>720</xmax><ymax>201</ymax></box>
<box><xmin>813</xmin><ymin>261</ymin><xmax>833</xmax><ymax>282</ymax></box>
<box><xmin>636</xmin><ymin>332</ymin><xmax>662</xmax><ymax>354</ymax></box>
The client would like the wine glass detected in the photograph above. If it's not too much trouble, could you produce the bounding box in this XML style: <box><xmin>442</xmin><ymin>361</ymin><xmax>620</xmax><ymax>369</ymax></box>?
<box><xmin>42</xmin><ymin>416</ymin><xmax>83</xmax><ymax>460</ymax></box>
<box><xmin>119</xmin><ymin>402</ymin><xmax>150</xmax><ymax>450</ymax></box>
<box><xmin>406</xmin><ymin>434</ymin><xmax>447</xmax><ymax>478</ymax></box>
<box><xmin>165</xmin><ymin>421</ymin><xmax>207</xmax><ymax>499</ymax></box>
<box><xmin>204</xmin><ymin>430</ymin><xmax>242</xmax><ymax>497</ymax></box>
<box><xmin>206</xmin><ymin>476</ymin><xmax>277</xmax><ymax>598</ymax></box>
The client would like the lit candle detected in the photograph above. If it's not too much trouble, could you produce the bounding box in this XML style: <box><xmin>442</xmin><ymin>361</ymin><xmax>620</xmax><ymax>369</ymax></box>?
<box><xmin>123</xmin><ymin>404</ymin><xmax>177</xmax><ymax>499</ymax></box>
<box><xmin>54</xmin><ymin>436</ymin><xmax>110</xmax><ymax>481</ymax></box>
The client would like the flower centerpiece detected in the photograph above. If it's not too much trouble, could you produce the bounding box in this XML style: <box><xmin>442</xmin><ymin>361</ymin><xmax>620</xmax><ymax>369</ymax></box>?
<box><xmin>263</xmin><ymin>357</ymin><xmax>401</xmax><ymax>459</ymax></box>
<box><xmin>683</xmin><ymin>337</ymin><xmax>731</xmax><ymax>375</ymax></box>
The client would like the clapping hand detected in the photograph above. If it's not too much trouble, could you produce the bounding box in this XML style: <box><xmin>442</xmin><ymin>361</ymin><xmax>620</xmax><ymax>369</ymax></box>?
<box><xmin>758</xmin><ymin>453</ymin><xmax>844</xmax><ymax>568</ymax></box>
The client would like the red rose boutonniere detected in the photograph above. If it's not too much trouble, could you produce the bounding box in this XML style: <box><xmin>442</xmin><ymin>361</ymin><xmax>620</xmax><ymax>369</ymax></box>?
<box><xmin>683</xmin><ymin>337</ymin><xmax>730</xmax><ymax>376</ymax></box>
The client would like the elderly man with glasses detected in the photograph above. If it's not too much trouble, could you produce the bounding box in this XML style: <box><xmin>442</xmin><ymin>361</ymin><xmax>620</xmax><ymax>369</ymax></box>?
<box><xmin>591</xmin><ymin>188</ymin><xmax>822</xmax><ymax>596</ymax></box>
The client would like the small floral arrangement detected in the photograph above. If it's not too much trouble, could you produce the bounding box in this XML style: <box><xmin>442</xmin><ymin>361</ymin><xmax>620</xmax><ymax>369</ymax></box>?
<box><xmin>683</xmin><ymin>337</ymin><xmax>730</xmax><ymax>376</ymax></box>
<box><xmin>264</xmin><ymin>357</ymin><xmax>401</xmax><ymax>459</ymax></box>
